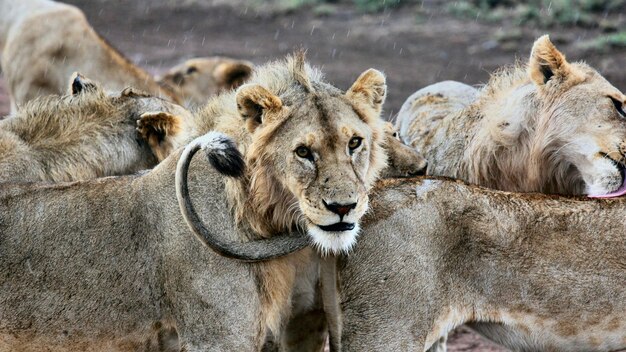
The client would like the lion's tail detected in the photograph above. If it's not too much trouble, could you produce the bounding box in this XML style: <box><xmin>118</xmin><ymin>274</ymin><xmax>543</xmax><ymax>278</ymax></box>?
<box><xmin>174</xmin><ymin>131</ymin><xmax>308</xmax><ymax>261</ymax></box>
<box><xmin>178</xmin><ymin>131</ymin><xmax>245</xmax><ymax>178</ymax></box>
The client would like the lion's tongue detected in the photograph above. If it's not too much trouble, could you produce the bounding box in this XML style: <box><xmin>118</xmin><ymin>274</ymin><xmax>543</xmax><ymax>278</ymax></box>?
<box><xmin>589</xmin><ymin>177</ymin><xmax>626</xmax><ymax>198</ymax></box>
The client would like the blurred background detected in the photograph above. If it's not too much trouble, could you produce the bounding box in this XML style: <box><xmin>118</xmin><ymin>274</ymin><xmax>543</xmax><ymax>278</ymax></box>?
<box><xmin>1</xmin><ymin>0</ymin><xmax>624</xmax><ymax>119</ymax></box>
<box><xmin>0</xmin><ymin>1</ymin><xmax>623</xmax><ymax>350</ymax></box>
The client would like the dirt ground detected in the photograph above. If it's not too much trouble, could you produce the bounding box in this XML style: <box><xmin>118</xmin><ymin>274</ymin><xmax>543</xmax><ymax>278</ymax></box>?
<box><xmin>0</xmin><ymin>1</ymin><xmax>624</xmax><ymax>350</ymax></box>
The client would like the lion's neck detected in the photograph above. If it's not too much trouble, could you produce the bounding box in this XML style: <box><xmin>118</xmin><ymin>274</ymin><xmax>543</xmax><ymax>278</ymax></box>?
<box><xmin>460</xmin><ymin>82</ymin><xmax>546</xmax><ymax>192</ymax></box>
<box><xmin>458</xmin><ymin>81</ymin><xmax>584</xmax><ymax>194</ymax></box>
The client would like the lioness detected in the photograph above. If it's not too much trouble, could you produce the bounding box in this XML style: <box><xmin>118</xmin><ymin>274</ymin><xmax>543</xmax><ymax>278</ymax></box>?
<box><xmin>157</xmin><ymin>57</ymin><xmax>254</xmax><ymax>108</ymax></box>
<box><xmin>191</xmin><ymin>175</ymin><xmax>626</xmax><ymax>351</ymax></box>
<box><xmin>396</xmin><ymin>35</ymin><xmax>626</xmax><ymax>197</ymax></box>
<box><xmin>0</xmin><ymin>133</ymin><xmax>252</xmax><ymax>351</ymax></box>
<box><xmin>338</xmin><ymin>177</ymin><xmax>626</xmax><ymax>351</ymax></box>
<box><xmin>0</xmin><ymin>0</ymin><xmax>250</xmax><ymax>111</ymax></box>
<box><xmin>0</xmin><ymin>73</ymin><xmax>192</xmax><ymax>182</ymax></box>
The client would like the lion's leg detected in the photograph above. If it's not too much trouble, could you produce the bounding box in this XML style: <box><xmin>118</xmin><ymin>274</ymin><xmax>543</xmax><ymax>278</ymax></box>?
<box><xmin>265</xmin><ymin>252</ymin><xmax>327</xmax><ymax>352</ymax></box>
<box><xmin>280</xmin><ymin>308</ymin><xmax>327</xmax><ymax>352</ymax></box>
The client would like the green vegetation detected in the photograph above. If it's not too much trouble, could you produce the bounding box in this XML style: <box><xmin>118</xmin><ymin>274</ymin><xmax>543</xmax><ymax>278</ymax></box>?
<box><xmin>352</xmin><ymin>0</ymin><xmax>406</xmax><ymax>12</ymax></box>
<box><xmin>447</xmin><ymin>0</ymin><xmax>626</xmax><ymax>27</ymax></box>
<box><xmin>577</xmin><ymin>30</ymin><xmax>626</xmax><ymax>52</ymax></box>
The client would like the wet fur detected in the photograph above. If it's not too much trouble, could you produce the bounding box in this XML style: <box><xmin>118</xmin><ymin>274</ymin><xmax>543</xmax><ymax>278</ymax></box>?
<box><xmin>340</xmin><ymin>177</ymin><xmax>626</xmax><ymax>351</ymax></box>
<box><xmin>0</xmin><ymin>150</ymin><xmax>270</xmax><ymax>351</ymax></box>
<box><xmin>0</xmin><ymin>81</ymin><xmax>191</xmax><ymax>183</ymax></box>
<box><xmin>396</xmin><ymin>36</ymin><xmax>626</xmax><ymax>196</ymax></box>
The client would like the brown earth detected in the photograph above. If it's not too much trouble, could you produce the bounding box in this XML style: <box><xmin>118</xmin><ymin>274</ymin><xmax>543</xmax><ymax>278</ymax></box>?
<box><xmin>1</xmin><ymin>1</ymin><xmax>625</xmax><ymax>350</ymax></box>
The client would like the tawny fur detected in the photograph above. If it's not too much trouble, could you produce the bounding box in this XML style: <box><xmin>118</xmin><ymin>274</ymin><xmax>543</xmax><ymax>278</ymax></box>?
<box><xmin>0</xmin><ymin>0</ymin><xmax>180</xmax><ymax>111</ymax></box>
<box><xmin>0</xmin><ymin>148</ymin><xmax>266</xmax><ymax>352</ymax></box>
<box><xmin>157</xmin><ymin>57</ymin><xmax>254</xmax><ymax>108</ymax></box>
<box><xmin>0</xmin><ymin>76</ymin><xmax>193</xmax><ymax>183</ymax></box>
<box><xmin>184</xmin><ymin>52</ymin><xmax>390</xmax><ymax>338</ymax></box>
<box><xmin>379</xmin><ymin>122</ymin><xmax>427</xmax><ymax>178</ymax></box>
<box><xmin>396</xmin><ymin>35</ymin><xmax>626</xmax><ymax>196</ymax></box>
<box><xmin>340</xmin><ymin>177</ymin><xmax>626</xmax><ymax>351</ymax></box>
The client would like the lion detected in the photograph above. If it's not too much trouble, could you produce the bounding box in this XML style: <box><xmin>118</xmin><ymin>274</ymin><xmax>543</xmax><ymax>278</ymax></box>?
<box><xmin>185</xmin><ymin>52</ymin><xmax>389</xmax><ymax>258</ymax></box>
<box><xmin>338</xmin><ymin>177</ymin><xmax>626</xmax><ymax>351</ymax></box>
<box><xmin>157</xmin><ymin>57</ymin><xmax>254</xmax><ymax>108</ymax></box>
<box><xmin>0</xmin><ymin>0</ymin><xmax>251</xmax><ymax>112</ymax></box>
<box><xmin>0</xmin><ymin>73</ymin><xmax>193</xmax><ymax>183</ymax></box>
<box><xmin>396</xmin><ymin>35</ymin><xmax>626</xmax><ymax>197</ymax></box>
<box><xmin>0</xmin><ymin>52</ymin><xmax>389</xmax><ymax>351</ymax></box>
<box><xmin>167</xmin><ymin>58</ymin><xmax>423</xmax><ymax>350</ymax></box>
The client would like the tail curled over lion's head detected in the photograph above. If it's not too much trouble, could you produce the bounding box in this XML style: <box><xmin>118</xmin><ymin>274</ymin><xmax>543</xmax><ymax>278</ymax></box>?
<box><xmin>175</xmin><ymin>132</ymin><xmax>309</xmax><ymax>262</ymax></box>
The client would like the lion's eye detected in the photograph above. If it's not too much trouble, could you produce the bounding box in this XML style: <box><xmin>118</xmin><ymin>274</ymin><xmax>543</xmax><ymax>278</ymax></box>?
<box><xmin>348</xmin><ymin>137</ymin><xmax>363</xmax><ymax>153</ymax></box>
<box><xmin>611</xmin><ymin>97</ymin><xmax>626</xmax><ymax>118</ymax></box>
<box><xmin>186</xmin><ymin>66</ymin><xmax>198</xmax><ymax>75</ymax></box>
<box><xmin>295</xmin><ymin>146</ymin><xmax>313</xmax><ymax>160</ymax></box>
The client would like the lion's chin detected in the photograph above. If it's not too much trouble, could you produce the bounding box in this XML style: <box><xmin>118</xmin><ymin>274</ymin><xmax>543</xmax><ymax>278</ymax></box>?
<box><xmin>307</xmin><ymin>223</ymin><xmax>360</xmax><ymax>255</ymax></box>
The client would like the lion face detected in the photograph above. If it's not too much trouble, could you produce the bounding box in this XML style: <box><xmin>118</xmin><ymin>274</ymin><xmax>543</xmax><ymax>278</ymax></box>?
<box><xmin>270</xmin><ymin>96</ymin><xmax>378</xmax><ymax>253</ymax></box>
<box><xmin>525</xmin><ymin>37</ymin><xmax>626</xmax><ymax>196</ymax></box>
<box><xmin>238</xmin><ymin>67</ymin><xmax>387</xmax><ymax>254</ymax></box>
<box><xmin>550</xmin><ymin>72</ymin><xmax>626</xmax><ymax>196</ymax></box>
<box><xmin>157</xmin><ymin>57</ymin><xmax>253</xmax><ymax>108</ymax></box>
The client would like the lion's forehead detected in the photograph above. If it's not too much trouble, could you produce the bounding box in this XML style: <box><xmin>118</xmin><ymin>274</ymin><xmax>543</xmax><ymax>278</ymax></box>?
<box><xmin>285</xmin><ymin>97</ymin><xmax>372</xmax><ymax>141</ymax></box>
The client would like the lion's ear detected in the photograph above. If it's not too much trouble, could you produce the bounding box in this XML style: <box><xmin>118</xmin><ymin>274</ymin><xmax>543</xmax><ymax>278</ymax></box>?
<box><xmin>214</xmin><ymin>61</ymin><xmax>253</xmax><ymax>90</ymax></box>
<box><xmin>529</xmin><ymin>35</ymin><xmax>572</xmax><ymax>86</ymax></box>
<box><xmin>346</xmin><ymin>68</ymin><xmax>387</xmax><ymax>115</ymax></box>
<box><xmin>236</xmin><ymin>84</ymin><xmax>283</xmax><ymax>133</ymax></box>
<box><xmin>137</xmin><ymin>111</ymin><xmax>184</xmax><ymax>161</ymax></box>
<box><xmin>121</xmin><ymin>87</ymin><xmax>152</xmax><ymax>98</ymax></box>
<box><xmin>69</xmin><ymin>72</ymin><xmax>97</xmax><ymax>95</ymax></box>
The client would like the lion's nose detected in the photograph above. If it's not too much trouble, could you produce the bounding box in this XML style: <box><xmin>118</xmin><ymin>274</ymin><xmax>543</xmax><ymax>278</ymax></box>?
<box><xmin>323</xmin><ymin>201</ymin><xmax>357</xmax><ymax>217</ymax></box>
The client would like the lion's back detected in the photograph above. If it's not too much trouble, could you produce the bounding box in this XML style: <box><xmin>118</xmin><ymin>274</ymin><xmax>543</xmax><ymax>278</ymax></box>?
<box><xmin>2</xmin><ymin>3</ymin><xmax>165</xmax><ymax>109</ymax></box>
<box><xmin>396</xmin><ymin>81</ymin><xmax>478</xmax><ymax>153</ymax></box>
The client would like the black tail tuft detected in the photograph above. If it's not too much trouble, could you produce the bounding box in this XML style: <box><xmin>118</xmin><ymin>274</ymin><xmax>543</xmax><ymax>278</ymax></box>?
<box><xmin>204</xmin><ymin>137</ymin><xmax>245</xmax><ymax>178</ymax></box>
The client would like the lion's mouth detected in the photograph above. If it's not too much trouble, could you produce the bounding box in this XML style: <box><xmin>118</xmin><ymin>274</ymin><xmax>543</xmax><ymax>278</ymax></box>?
<box><xmin>318</xmin><ymin>222</ymin><xmax>355</xmax><ymax>232</ymax></box>
<box><xmin>602</xmin><ymin>153</ymin><xmax>626</xmax><ymax>183</ymax></box>
<box><xmin>590</xmin><ymin>153</ymin><xmax>626</xmax><ymax>198</ymax></box>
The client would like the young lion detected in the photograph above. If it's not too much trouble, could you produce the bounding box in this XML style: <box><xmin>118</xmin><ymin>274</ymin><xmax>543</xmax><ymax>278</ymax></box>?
<box><xmin>0</xmin><ymin>73</ymin><xmax>192</xmax><ymax>183</ymax></box>
<box><xmin>186</xmin><ymin>52</ymin><xmax>389</xmax><ymax>256</ymax></box>
<box><xmin>339</xmin><ymin>177</ymin><xmax>626</xmax><ymax>351</ymax></box>
<box><xmin>396</xmin><ymin>35</ymin><xmax>626</xmax><ymax>197</ymax></box>
<box><xmin>0</xmin><ymin>52</ymin><xmax>390</xmax><ymax>351</ymax></box>
<box><xmin>0</xmin><ymin>0</ymin><xmax>250</xmax><ymax>111</ymax></box>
